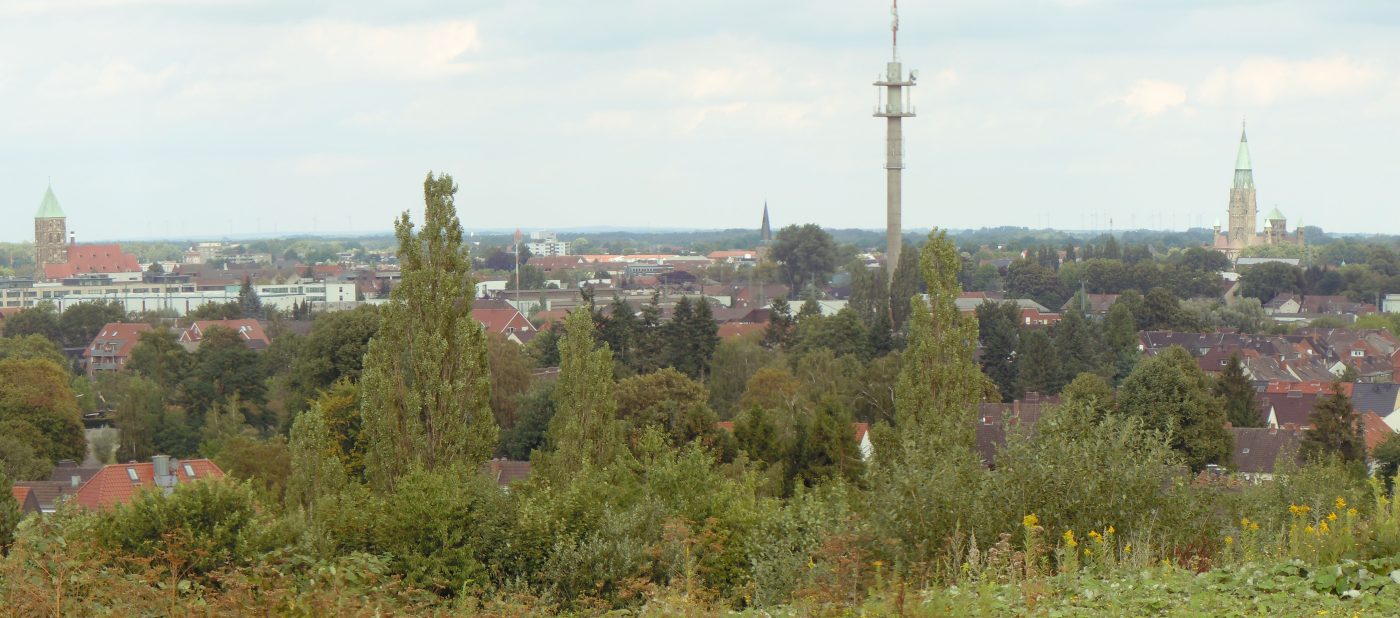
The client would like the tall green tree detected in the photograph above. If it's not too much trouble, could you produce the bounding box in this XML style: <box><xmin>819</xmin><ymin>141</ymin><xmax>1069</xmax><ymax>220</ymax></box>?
<box><xmin>57</xmin><ymin>301</ymin><xmax>127</xmax><ymax>348</ymax></box>
<box><xmin>1017</xmin><ymin>328</ymin><xmax>1060</xmax><ymax>395</ymax></box>
<box><xmin>127</xmin><ymin>327</ymin><xmax>191</xmax><ymax>391</ymax></box>
<box><xmin>1302</xmin><ymin>382</ymin><xmax>1364</xmax><ymax>463</ymax></box>
<box><xmin>286</xmin><ymin>403</ymin><xmax>347</xmax><ymax>516</ymax></box>
<box><xmin>891</xmin><ymin>229</ymin><xmax>985</xmax><ymax>439</ymax></box>
<box><xmin>2</xmin><ymin>302</ymin><xmax>61</xmax><ymax>343</ymax></box>
<box><xmin>1117</xmin><ymin>346</ymin><xmax>1232</xmax><ymax>471</ymax></box>
<box><xmin>762</xmin><ymin>297</ymin><xmax>793</xmax><ymax>349</ymax></box>
<box><xmin>360</xmin><ymin>173</ymin><xmax>498</xmax><ymax>492</ymax></box>
<box><xmin>976</xmin><ymin>301</ymin><xmax>1021</xmax><ymax>402</ymax></box>
<box><xmin>237</xmin><ymin>275</ymin><xmax>264</xmax><ymax>319</ymax></box>
<box><xmin>868</xmin><ymin>230</ymin><xmax>986</xmax><ymax>575</ymax></box>
<box><xmin>0</xmin><ymin>358</ymin><xmax>86</xmax><ymax>462</ymax></box>
<box><xmin>888</xmin><ymin>246</ymin><xmax>923</xmax><ymax>331</ymax></box>
<box><xmin>283</xmin><ymin>305</ymin><xmax>381</xmax><ymax>414</ymax></box>
<box><xmin>539</xmin><ymin>307</ymin><xmax>625</xmax><ymax>477</ymax></box>
<box><xmin>1215</xmin><ymin>354</ymin><xmax>1261</xmax><ymax>427</ymax></box>
<box><xmin>770</xmin><ymin>223</ymin><xmax>838</xmax><ymax>292</ymax></box>
<box><xmin>598</xmin><ymin>296</ymin><xmax>639</xmax><ymax>373</ymax></box>
<box><xmin>1051</xmin><ymin>309</ymin><xmax>1101</xmax><ymax>382</ymax></box>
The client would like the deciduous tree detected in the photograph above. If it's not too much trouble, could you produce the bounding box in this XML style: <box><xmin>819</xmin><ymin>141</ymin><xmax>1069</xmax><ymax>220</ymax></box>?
<box><xmin>360</xmin><ymin>173</ymin><xmax>498</xmax><ymax>491</ymax></box>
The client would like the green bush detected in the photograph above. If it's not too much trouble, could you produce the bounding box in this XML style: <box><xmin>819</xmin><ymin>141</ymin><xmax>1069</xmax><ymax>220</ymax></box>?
<box><xmin>96</xmin><ymin>478</ymin><xmax>269</xmax><ymax>577</ymax></box>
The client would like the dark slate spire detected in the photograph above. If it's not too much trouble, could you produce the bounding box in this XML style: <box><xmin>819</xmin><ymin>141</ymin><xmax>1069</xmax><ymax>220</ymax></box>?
<box><xmin>760</xmin><ymin>201</ymin><xmax>772</xmax><ymax>243</ymax></box>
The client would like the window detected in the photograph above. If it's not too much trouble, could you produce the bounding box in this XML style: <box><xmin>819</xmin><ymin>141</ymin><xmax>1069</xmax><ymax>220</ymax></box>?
<box><xmin>1352</xmin><ymin>350</ymin><xmax>1365</xmax><ymax>358</ymax></box>
<box><xmin>1241</xmin><ymin>448</ymin><xmax>1250</xmax><ymax>454</ymax></box>
<box><xmin>126</xmin><ymin>467</ymin><xmax>139</xmax><ymax>482</ymax></box>
<box><xmin>183</xmin><ymin>464</ymin><xmax>196</xmax><ymax>478</ymax></box>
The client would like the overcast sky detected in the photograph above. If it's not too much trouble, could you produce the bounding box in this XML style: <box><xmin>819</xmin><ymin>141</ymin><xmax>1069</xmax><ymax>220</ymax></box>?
<box><xmin>2</xmin><ymin>0</ymin><xmax>1397</xmax><ymax>242</ymax></box>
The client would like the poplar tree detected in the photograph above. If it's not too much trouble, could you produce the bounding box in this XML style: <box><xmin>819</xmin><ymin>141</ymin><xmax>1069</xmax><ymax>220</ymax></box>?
<box><xmin>869</xmin><ymin>229</ymin><xmax>985</xmax><ymax>573</ymax></box>
<box><xmin>539</xmin><ymin>308</ymin><xmax>625</xmax><ymax>477</ymax></box>
<box><xmin>360</xmin><ymin>173</ymin><xmax>497</xmax><ymax>491</ymax></box>
<box><xmin>891</xmin><ymin>229</ymin><xmax>984</xmax><ymax>442</ymax></box>
<box><xmin>286</xmin><ymin>404</ymin><xmax>347</xmax><ymax>515</ymax></box>
<box><xmin>888</xmin><ymin>247</ymin><xmax>923</xmax><ymax>332</ymax></box>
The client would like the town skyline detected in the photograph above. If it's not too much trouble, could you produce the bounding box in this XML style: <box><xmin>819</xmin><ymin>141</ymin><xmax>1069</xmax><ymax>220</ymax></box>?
<box><xmin>4</xmin><ymin>1</ymin><xmax>1399</xmax><ymax>241</ymax></box>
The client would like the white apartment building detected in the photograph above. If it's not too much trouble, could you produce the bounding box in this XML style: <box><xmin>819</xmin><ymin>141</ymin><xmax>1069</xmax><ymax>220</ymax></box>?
<box><xmin>526</xmin><ymin>231</ymin><xmax>569</xmax><ymax>256</ymax></box>
<box><xmin>1</xmin><ymin>279</ymin><xmax>357</xmax><ymax>316</ymax></box>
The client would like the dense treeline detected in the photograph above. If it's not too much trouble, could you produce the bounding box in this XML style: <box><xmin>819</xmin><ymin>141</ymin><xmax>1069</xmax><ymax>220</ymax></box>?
<box><xmin>7</xmin><ymin>186</ymin><xmax>1400</xmax><ymax>612</ymax></box>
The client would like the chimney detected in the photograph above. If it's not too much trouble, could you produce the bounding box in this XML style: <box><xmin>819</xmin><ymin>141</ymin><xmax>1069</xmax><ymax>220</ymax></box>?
<box><xmin>1012</xmin><ymin>400</ymin><xmax>1021</xmax><ymax>416</ymax></box>
<box><xmin>152</xmin><ymin>455</ymin><xmax>178</xmax><ymax>495</ymax></box>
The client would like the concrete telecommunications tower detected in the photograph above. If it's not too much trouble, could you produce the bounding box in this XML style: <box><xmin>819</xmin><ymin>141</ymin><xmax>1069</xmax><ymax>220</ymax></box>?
<box><xmin>875</xmin><ymin>0</ymin><xmax>916</xmax><ymax>277</ymax></box>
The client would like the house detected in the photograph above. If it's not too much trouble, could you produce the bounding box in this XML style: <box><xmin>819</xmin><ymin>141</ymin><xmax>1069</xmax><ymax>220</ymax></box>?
<box><xmin>83</xmin><ymin>322</ymin><xmax>152</xmax><ymax>375</ymax></box>
<box><xmin>527</xmin><ymin>255</ymin><xmax>592</xmax><ymax>273</ymax></box>
<box><xmin>717</xmin><ymin>322</ymin><xmax>766</xmax><ymax>340</ymax></box>
<box><xmin>1263</xmin><ymin>293</ymin><xmax>1302</xmax><ymax>315</ymax></box>
<box><xmin>707</xmin><ymin>250</ymin><xmax>759</xmax><ymax>263</ymax></box>
<box><xmin>1060</xmin><ymin>293</ymin><xmax>1120</xmax><ymax>317</ymax></box>
<box><xmin>10</xmin><ymin>485</ymin><xmax>41</xmax><ymax>515</ymax></box>
<box><xmin>471</xmin><ymin>298</ymin><xmax>537</xmax><ymax>344</ymax></box>
<box><xmin>74</xmin><ymin>456</ymin><xmax>224</xmax><ymax>510</ymax></box>
<box><xmin>1259</xmin><ymin>391</ymin><xmax>1321</xmax><ymax>428</ymax></box>
<box><xmin>481</xmin><ymin>459</ymin><xmax>532</xmax><ymax>487</ymax></box>
<box><xmin>1231</xmin><ymin>427</ymin><xmax>1302</xmax><ymax>483</ymax></box>
<box><xmin>178</xmin><ymin>319</ymin><xmax>270</xmax><ymax>351</ymax></box>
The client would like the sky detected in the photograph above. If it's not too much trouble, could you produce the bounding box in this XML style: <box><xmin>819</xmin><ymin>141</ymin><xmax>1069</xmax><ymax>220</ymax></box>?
<box><xmin>2</xmin><ymin>0</ymin><xmax>1398</xmax><ymax>242</ymax></box>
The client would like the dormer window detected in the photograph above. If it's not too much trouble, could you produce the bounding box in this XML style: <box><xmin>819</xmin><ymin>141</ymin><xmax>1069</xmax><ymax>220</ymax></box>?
<box><xmin>126</xmin><ymin>467</ymin><xmax>139</xmax><ymax>482</ymax></box>
<box><xmin>183</xmin><ymin>463</ymin><xmax>196</xmax><ymax>478</ymax></box>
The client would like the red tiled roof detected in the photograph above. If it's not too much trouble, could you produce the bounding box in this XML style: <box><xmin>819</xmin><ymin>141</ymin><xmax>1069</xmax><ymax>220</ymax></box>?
<box><xmin>471</xmin><ymin>299</ymin><xmax>536</xmax><ymax>336</ymax></box>
<box><xmin>853</xmin><ymin>422</ymin><xmax>870</xmax><ymax>442</ymax></box>
<box><xmin>75</xmin><ymin>459</ymin><xmax>225</xmax><ymax>510</ymax></box>
<box><xmin>11</xmin><ymin>486</ymin><xmax>30</xmax><ymax>505</ymax></box>
<box><xmin>1362</xmin><ymin>412</ymin><xmax>1393</xmax><ymax>454</ymax></box>
<box><xmin>181</xmin><ymin>319</ymin><xmax>270</xmax><ymax>349</ymax></box>
<box><xmin>83</xmin><ymin>322</ymin><xmax>153</xmax><ymax>365</ymax></box>
<box><xmin>43</xmin><ymin>243</ymin><xmax>141</xmax><ymax>278</ymax></box>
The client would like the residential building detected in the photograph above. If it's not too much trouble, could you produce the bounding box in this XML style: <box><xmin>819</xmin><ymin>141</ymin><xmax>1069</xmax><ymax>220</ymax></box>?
<box><xmin>83</xmin><ymin>322</ymin><xmax>153</xmax><ymax>375</ymax></box>
<box><xmin>179</xmin><ymin>319</ymin><xmax>271</xmax><ymax>351</ymax></box>
<box><xmin>471</xmin><ymin>298</ymin><xmax>537</xmax><ymax>344</ymax></box>
<box><xmin>1231</xmin><ymin>427</ymin><xmax>1302</xmax><ymax>483</ymax></box>
<box><xmin>74</xmin><ymin>456</ymin><xmax>224</xmax><ymax>510</ymax></box>
<box><xmin>525</xmin><ymin>231</ymin><xmax>569</xmax><ymax>256</ymax></box>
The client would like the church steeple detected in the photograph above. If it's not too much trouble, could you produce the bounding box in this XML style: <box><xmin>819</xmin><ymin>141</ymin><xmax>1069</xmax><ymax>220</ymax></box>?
<box><xmin>35</xmin><ymin>184</ymin><xmax>65</xmax><ymax>219</ymax></box>
<box><xmin>760</xmin><ymin>201</ymin><xmax>772</xmax><ymax>244</ymax></box>
<box><xmin>1234</xmin><ymin>122</ymin><xmax>1254</xmax><ymax>189</ymax></box>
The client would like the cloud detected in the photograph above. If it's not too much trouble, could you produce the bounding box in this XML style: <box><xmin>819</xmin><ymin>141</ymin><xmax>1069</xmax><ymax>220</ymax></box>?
<box><xmin>1196</xmin><ymin>56</ymin><xmax>1378</xmax><ymax>105</ymax></box>
<box><xmin>1117</xmin><ymin>79</ymin><xmax>1188</xmax><ymax>117</ymax></box>
<box><xmin>38</xmin><ymin>62</ymin><xmax>178</xmax><ymax>98</ymax></box>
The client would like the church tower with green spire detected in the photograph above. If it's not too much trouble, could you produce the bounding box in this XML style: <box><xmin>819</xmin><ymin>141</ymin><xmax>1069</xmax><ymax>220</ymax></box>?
<box><xmin>34</xmin><ymin>185</ymin><xmax>68</xmax><ymax>278</ymax></box>
<box><xmin>1226</xmin><ymin>124</ymin><xmax>1258</xmax><ymax>250</ymax></box>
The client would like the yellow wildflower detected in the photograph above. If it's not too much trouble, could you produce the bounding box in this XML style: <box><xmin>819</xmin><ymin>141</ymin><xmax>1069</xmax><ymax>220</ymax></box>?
<box><xmin>1289</xmin><ymin>504</ymin><xmax>1311</xmax><ymax>516</ymax></box>
<box><xmin>1320</xmin><ymin>521</ymin><xmax>1330</xmax><ymax>534</ymax></box>
<box><xmin>1335</xmin><ymin>497</ymin><xmax>1347</xmax><ymax>510</ymax></box>
<box><xmin>1063</xmin><ymin>530</ymin><xmax>1077</xmax><ymax>548</ymax></box>
<box><xmin>872</xmin><ymin>560</ymin><xmax>884</xmax><ymax>568</ymax></box>
<box><xmin>1347</xmin><ymin>508</ymin><xmax>1358</xmax><ymax>518</ymax></box>
<box><xmin>1107</xmin><ymin>526</ymin><xmax>1115</xmax><ymax>536</ymax></box>
<box><xmin>1088</xmin><ymin>530</ymin><xmax>1103</xmax><ymax>543</ymax></box>
<box><xmin>1327</xmin><ymin>512</ymin><xmax>1337</xmax><ymax>522</ymax></box>
<box><xmin>1124</xmin><ymin>544</ymin><xmax>1132</xmax><ymax>554</ymax></box>
<box><xmin>1240</xmin><ymin>517</ymin><xmax>1250</xmax><ymax>527</ymax></box>
<box><xmin>1224</xmin><ymin>536</ymin><xmax>1234</xmax><ymax>546</ymax></box>
<box><xmin>1250</xmin><ymin>522</ymin><xmax>1259</xmax><ymax>532</ymax></box>
<box><xmin>1305</xmin><ymin>525</ymin><xmax>1315</xmax><ymax>534</ymax></box>
<box><xmin>1023</xmin><ymin>514</ymin><xmax>1039</xmax><ymax>528</ymax></box>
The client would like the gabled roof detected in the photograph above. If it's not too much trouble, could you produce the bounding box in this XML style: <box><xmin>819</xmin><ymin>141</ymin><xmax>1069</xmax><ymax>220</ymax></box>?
<box><xmin>1231</xmin><ymin>427</ymin><xmax>1301</xmax><ymax>475</ymax></box>
<box><xmin>1352</xmin><ymin>383</ymin><xmax>1400</xmax><ymax>416</ymax></box>
<box><xmin>35</xmin><ymin>185</ymin><xmax>65</xmax><ymax>219</ymax></box>
<box><xmin>181</xmin><ymin>319</ymin><xmax>270</xmax><ymax>350</ymax></box>
<box><xmin>717</xmin><ymin>322</ymin><xmax>766</xmax><ymax>340</ymax></box>
<box><xmin>1260</xmin><ymin>391</ymin><xmax>1321</xmax><ymax>428</ymax></box>
<box><xmin>471</xmin><ymin>298</ymin><xmax>535</xmax><ymax>336</ymax></box>
<box><xmin>83</xmin><ymin>322</ymin><xmax>153</xmax><ymax>361</ymax></box>
<box><xmin>75</xmin><ymin>458</ymin><xmax>224</xmax><ymax>510</ymax></box>
<box><xmin>10</xmin><ymin>485</ymin><xmax>40</xmax><ymax>514</ymax></box>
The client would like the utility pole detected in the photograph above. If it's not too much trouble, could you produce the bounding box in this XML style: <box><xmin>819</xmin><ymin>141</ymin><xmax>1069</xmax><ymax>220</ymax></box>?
<box><xmin>513</xmin><ymin>229</ymin><xmax>522</xmax><ymax>310</ymax></box>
